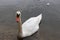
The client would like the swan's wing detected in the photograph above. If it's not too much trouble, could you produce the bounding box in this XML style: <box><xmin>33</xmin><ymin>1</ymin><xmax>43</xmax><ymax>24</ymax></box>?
<box><xmin>22</xmin><ymin>17</ymin><xmax>39</xmax><ymax>37</ymax></box>
<box><xmin>22</xmin><ymin>24</ymin><xmax>39</xmax><ymax>37</ymax></box>
<box><xmin>22</xmin><ymin>14</ymin><xmax>42</xmax><ymax>37</ymax></box>
<box><xmin>22</xmin><ymin>17</ymin><xmax>38</xmax><ymax>31</ymax></box>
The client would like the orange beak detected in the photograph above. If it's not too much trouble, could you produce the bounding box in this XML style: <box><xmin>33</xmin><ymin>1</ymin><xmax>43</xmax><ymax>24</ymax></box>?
<box><xmin>16</xmin><ymin>14</ymin><xmax>20</xmax><ymax>22</ymax></box>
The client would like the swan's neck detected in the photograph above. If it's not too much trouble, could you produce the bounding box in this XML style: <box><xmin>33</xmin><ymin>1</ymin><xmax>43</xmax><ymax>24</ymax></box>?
<box><xmin>17</xmin><ymin>16</ymin><xmax>22</xmax><ymax>37</ymax></box>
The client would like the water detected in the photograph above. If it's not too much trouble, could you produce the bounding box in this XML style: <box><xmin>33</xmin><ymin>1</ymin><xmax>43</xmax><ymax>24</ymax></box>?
<box><xmin>0</xmin><ymin>0</ymin><xmax>60</xmax><ymax>40</ymax></box>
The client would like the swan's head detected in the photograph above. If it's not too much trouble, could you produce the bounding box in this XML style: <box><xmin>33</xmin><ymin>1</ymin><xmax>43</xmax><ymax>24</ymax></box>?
<box><xmin>16</xmin><ymin>10</ymin><xmax>21</xmax><ymax>17</ymax></box>
<box><xmin>16</xmin><ymin>10</ymin><xmax>21</xmax><ymax>22</ymax></box>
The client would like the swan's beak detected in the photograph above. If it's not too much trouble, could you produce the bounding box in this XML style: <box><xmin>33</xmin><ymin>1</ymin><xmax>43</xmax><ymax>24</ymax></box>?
<box><xmin>16</xmin><ymin>14</ymin><xmax>20</xmax><ymax>22</ymax></box>
<box><xmin>16</xmin><ymin>11</ymin><xmax>21</xmax><ymax>22</ymax></box>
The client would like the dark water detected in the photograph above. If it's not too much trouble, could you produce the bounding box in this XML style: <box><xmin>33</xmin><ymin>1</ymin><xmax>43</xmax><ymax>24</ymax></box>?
<box><xmin>0</xmin><ymin>0</ymin><xmax>60</xmax><ymax>40</ymax></box>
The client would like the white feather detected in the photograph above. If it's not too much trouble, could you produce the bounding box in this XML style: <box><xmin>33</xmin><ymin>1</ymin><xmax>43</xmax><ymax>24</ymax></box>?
<box><xmin>16</xmin><ymin>10</ymin><xmax>21</xmax><ymax>15</ymax></box>
<box><xmin>21</xmin><ymin>14</ymin><xmax>42</xmax><ymax>37</ymax></box>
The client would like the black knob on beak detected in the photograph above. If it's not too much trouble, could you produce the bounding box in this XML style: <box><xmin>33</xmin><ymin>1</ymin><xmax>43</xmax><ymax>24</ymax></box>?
<box><xmin>16</xmin><ymin>14</ymin><xmax>20</xmax><ymax>17</ymax></box>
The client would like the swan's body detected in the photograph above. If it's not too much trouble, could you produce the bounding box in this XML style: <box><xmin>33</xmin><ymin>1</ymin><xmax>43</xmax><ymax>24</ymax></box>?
<box><xmin>22</xmin><ymin>14</ymin><xmax>42</xmax><ymax>37</ymax></box>
<box><xmin>16</xmin><ymin>11</ymin><xmax>42</xmax><ymax>38</ymax></box>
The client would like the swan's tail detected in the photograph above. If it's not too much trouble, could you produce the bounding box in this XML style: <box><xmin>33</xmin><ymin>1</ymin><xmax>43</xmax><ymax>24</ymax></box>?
<box><xmin>36</xmin><ymin>13</ymin><xmax>42</xmax><ymax>23</ymax></box>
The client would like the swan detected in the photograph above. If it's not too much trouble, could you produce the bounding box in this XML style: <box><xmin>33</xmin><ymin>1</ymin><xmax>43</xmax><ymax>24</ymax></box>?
<box><xmin>16</xmin><ymin>10</ymin><xmax>42</xmax><ymax>38</ymax></box>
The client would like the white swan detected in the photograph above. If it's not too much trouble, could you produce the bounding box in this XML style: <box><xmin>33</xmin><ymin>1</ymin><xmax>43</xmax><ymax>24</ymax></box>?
<box><xmin>16</xmin><ymin>11</ymin><xmax>42</xmax><ymax>38</ymax></box>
